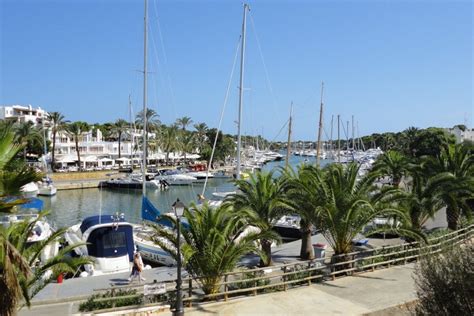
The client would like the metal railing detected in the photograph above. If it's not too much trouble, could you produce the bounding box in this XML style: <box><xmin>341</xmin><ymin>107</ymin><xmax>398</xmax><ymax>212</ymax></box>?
<box><xmin>85</xmin><ymin>224</ymin><xmax>473</xmax><ymax>313</ymax></box>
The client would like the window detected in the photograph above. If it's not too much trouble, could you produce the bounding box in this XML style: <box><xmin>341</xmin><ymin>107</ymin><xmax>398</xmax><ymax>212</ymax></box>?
<box><xmin>102</xmin><ymin>231</ymin><xmax>126</xmax><ymax>249</ymax></box>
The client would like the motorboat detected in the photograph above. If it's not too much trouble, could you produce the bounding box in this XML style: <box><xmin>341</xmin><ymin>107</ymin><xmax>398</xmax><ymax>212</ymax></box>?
<box><xmin>154</xmin><ymin>169</ymin><xmax>196</xmax><ymax>186</ymax></box>
<box><xmin>211</xmin><ymin>190</ymin><xmax>236</xmax><ymax>200</ymax></box>
<box><xmin>134</xmin><ymin>197</ymin><xmax>178</xmax><ymax>266</ymax></box>
<box><xmin>21</xmin><ymin>182</ymin><xmax>39</xmax><ymax>198</ymax></box>
<box><xmin>38</xmin><ymin>177</ymin><xmax>57</xmax><ymax>196</ymax></box>
<box><xmin>105</xmin><ymin>174</ymin><xmax>166</xmax><ymax>190</ymax></box>
<box><xmin>133</xmin><ymin>224</ymin><xmax>176</xmax><ymax>266</ymax></box>
<box><xmin>0</xmin><ymin>197</ymin><xmax>59</xmax><ymax>264</ymax></box>
<box><xmin>272</xmin><ymin>215</ymin><xmax>303</xmax><ymax>240</ymax></box>
<box><xmin>63</xmin><ymin>214</ymin><xmax>135</xmax><ymax>277</ymax></box>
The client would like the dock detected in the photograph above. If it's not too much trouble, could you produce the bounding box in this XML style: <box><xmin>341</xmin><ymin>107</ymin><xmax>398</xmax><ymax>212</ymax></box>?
<box><xmin>54</xmin><ymin>179</ymin><xmax>103</xmax><ymax>190</ymax></box>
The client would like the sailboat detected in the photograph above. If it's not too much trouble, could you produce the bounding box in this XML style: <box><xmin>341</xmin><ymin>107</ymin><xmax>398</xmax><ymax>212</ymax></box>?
<box><xmin>38</xmin><ymin>122</ymin><xmax>57</xmax><ymax>196</ymax></box>
<box><xmin>132</xmin><ymin>0</ymin><xmax>176</xmax><ymax>266</ymax></box>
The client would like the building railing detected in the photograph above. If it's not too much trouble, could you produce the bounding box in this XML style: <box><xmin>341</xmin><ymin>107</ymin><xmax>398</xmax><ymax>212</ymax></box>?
<box><xmin>84</xmin><ymin>224</ymin><xmax>473</xmax><ymax>313</ymax></box>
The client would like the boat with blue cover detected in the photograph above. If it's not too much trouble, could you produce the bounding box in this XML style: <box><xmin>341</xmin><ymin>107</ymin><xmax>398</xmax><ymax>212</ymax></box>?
<box><xmin>64</xmin><ymin>214</ymin><xmax>135</xmax><ymax>277</ymax></box>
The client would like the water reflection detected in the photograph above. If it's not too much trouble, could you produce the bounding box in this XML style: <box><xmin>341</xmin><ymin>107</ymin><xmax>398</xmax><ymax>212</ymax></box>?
<box><xmin>41</xmin><ymin>155</ymin><xmax>329</xmax><ymax>227</ymax></box>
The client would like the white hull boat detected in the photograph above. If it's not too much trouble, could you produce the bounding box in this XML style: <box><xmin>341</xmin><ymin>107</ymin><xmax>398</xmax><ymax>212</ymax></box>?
<box><xmin>21</xmin><ymin>182</ymin><xmax>39</xmax><ymax>198</ymax></box>
<box><xmin>133</xmin><ymin>224</ymin><xmax>176</xmax><ymax>266</ymax></box>
<box><xmin>38</xmin><ymin>182</ymin><xmax>57</xmax><ymax>196</ymax></box>
<box><xmin>64</xmin><ymin>214</ymin><xmax>135</xmax><ymax>277</ymax></box>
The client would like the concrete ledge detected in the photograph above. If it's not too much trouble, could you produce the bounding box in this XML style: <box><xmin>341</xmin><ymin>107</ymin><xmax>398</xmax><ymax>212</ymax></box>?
<box><xmin>55</xmin><ymin>181</ymin><xmax>101</xmax><ymax>190</ymax></box>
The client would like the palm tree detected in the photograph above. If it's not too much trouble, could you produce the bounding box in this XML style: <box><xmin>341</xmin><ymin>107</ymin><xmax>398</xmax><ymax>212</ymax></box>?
<box><xmin>401</xmin><ymin>164</ymin><xmax>451</xmax><ymax>231</ymax></box>
<box><xmin>315</xmin><ymin>163</ymin><xmax>411</xmax><ymax>260</ymax></box>
<box><xmin>135</xmin><ymin>109</ymin><xmax>160</xmax><ymax>133</ymax></box>
<box><xmin>0</xmin><ymin>213</ymin><xmax>90</xmax><ymax>315</ymax></box>
<box><xmin>425</xmin><ymin>144</ymin><xmax>474</xmax><ymax>230</ymax></box>
<box><xmin>371</xmin><ymin>150</ymin><xmax>409</xmax><ymax>188</ymax></box>
<box><xmin>112</xmin><ymin>119</ymin><xmax>129</xmax><ymax>159</ymax></box>
<box><xmin>151</xmin><ymin>203</ymin><xmax>272</xmax><ymax>295</ymax></box>
<box><xmin>160</xmin><ymin>125</ymin><xmax>179</xmax><ymax>164</ymax></box>
<box><xmin>14</xmin><ymin>122</ymin><xmax>42</xmax><ymax>161</ymax></box>
<box><xmin>66</xmin><ymin>122</ymin><xmax>89</xmax><ymax>171</ymax></box>
<box><xmin>176</xmin><ymin>116</ymin><xmax>193</xmax><ymax>132</ymax></box>
<box><xmin>281</xmin><ymin>164</ymin><xmax>323</xmax><ymax>260</ymax></box>
<box><xmin>135</xmin><ymin>109</ymin><xmax>160</xmax><ymax>160</ymax></box>
<box><xmin>193</xmin><ymin>122</ymin><xmax>208</xmax><ymax>155</ymax></box>
<box><xmin>179</xmin><ymin>132</ymin><xmax>195</xmax><ymax>163</ymax></box>
<box><xmin>46</xmin><ymin>112</ymin><xmax>68</xmax><ymax>171</ymax></box>
<box><xmin>402</xmin><ymin>126</ymin><xmax>419</xmax><ymax>157</ymax></box>
<box><xmin>226</xmin><ymin>171</ymin><xmax>288</xmax><ymax>266</ymax></box>
<box><xmin>0</xmin><ymin>126</ymin><xmax>41</xmax><ymax>212</ymax></box>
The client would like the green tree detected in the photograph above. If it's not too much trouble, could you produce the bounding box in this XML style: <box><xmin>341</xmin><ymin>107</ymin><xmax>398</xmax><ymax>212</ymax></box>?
<box><xmin>401</xmin><ymin>165</ymin><xmax>451</xmax><ymax>231</ymax></box>
<box><xmin>160</xmin><ymin>125</ymin><xmax>179</xmax><ymax>164</ymax></box>
<box><xmin>281</xmin><ymin>164</ymin><xmax>323</xmax><ymax>260</ymax></box>
<box><xmin>193</xmin><ymin>122</ymin><xmax>208</xmax><ymax>155</ymax></box>
<box><xmin>151</xmin><ymin>203</ymin><xmax>271</xmax><ymax>295</ymax></box>
<box><xmin>0</xmin><ymin>126</ymin><xmax>41</xmax><ymax>212</ymax></box>
<box><xmin>111</xmin><ymin>119</ymin><xmax>129</xmax><ymax>159</ymax></box>
<box><xmin>425</xmin><ymin>144</ymin><xmax>474</xmax><ymax>230</ymax></box>
<box><xmin>226</xmin><ymin>171</ymin><xmax>287</xmax><ymax>266</ymax></box>
<box><xmin>414</xmin><ymin>243</ymin><xmax>473</xmax><ymax>315</ymax></box>
<box><xmin>371</xmin><ymin>150</ymin><xmax>409</xmax><ymax>188</ymax></box>
<box><xmin>66</xmin><ymin>122</ymin><xmax>90</xmax><ymax>171</ymax></box>
<box><xmin>411</xmin><ymin>128</ymin><xmax>455</xmax><ymax>158</ymax></box>
<box><xmin>176</xmin><ymin>116</ymin><xmax>193</xmax><ymax>132</ymax></box>
<box><xmin>135</xmin><ymin>109</ymin><xmax>160</xmax><ymax>133</ymax></box>
<box><xmin>46</xmin><ymin>112</ymin><xmax>68</xmax><ymax>171</ymax></box>
<box><xmin>204</xmin><ymin>129</ymin><xmax>234</xmax><ymax>167</ymax></box>
<box><xmin>315</xmin><ymin>163</ymin><xmax>412</xmax><ymax>260</ymax></box>
<box><xmin>179</xmin><ymin>132</ymin><xmax>195</xmax><ymax>163</ymax></box>
<box><xmin>0</xmin><ymin>213</ymin><xmax>90</xmax><ymax>316</ymax></box>
<box><xmin>135</xmin><ymin>109</ymin><xmax>160</xmax><ymax>159</ymax></box>
<box><xmin>14</xmin><ymin>122</ymin><xmax>42</xmax><ymax>161</ymax></box>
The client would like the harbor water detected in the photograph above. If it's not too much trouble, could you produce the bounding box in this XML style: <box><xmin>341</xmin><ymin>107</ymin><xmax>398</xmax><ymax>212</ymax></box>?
<box><xmin>40</xmin><ymin>155</ymin><xmax>331</xmax><ymax>228</ymax></box>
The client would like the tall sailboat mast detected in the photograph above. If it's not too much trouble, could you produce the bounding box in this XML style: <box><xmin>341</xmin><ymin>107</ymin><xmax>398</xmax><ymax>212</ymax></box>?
<box><xmin>351</xmin><ymin>115</ymin><xmax>355</xmax><ymax>151</ymax></box>
<box><xmin>236</xmin><ymin>3</ymin><xmax>248</xmax><ymax>180</ymax></box>
<box><xmin>285</xmin><ymin>102</ymin><xmax>293</xmax><ymax>169</ymax></box>
<box><xmin>129</xmin><ymin>95</ymin><xmax>134</xmax><ymax>160</ymax></box>
<box><xmin>316</xmin><ymin>81</ymin><xmax>324</xmax><ymax>166</ymax></box>
<box><xmin>141</xmin><ymin>0</ymin><xmax>149</xmax><ymax>196</ymax></box>
<box><xmin>337</xmin><ymin>114</ymin><xmax>341</xmax><ymax>163</ymax></box>
<box><xmin>329</xmin><ymin>115</ymin><xmax>334</xmax><ymax>157</ymax></box>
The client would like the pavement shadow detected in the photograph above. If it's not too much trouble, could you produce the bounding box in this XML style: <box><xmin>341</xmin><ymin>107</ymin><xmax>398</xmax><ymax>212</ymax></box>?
<box><xmin>318</xmin><ymin>282</ymin><xmax>346</xmax><ymax>289</ymax></box>
<box><xmin>352</xmin><ymin>274</ymin><xmax>396</xmax><ymax>281</ymax></box>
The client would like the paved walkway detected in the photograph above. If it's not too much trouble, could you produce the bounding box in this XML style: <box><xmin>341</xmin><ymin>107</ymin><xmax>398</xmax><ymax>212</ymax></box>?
<box><xmin>19</xmin><ymin>264</ymin><xmax>417</xmax><ymax>316</ymax></box>
<box><xmin>159</xmin><ymin>264</ymin><xmax>416</xmax><ymax>316</ymax></box>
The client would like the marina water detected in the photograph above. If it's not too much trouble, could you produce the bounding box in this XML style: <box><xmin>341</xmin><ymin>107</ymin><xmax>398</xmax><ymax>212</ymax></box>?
<box><xmin>40</xmin><ymin>155</ymin><xmax>331</xmax><ymax>228</ymax></box>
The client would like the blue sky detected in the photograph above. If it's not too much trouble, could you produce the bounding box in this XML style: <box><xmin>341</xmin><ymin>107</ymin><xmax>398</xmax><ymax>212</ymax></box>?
<box><xmin>1</xmin><ymin>0</ymin><xmax>472</xmax><ymax>141</ymax></box>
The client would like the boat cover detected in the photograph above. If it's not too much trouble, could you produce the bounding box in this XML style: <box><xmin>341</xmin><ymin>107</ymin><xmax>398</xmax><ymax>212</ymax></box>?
<box><xmin>80</xmin><ymin>215</ymin><xmax>128</xmax><ymax>234</ymax></box>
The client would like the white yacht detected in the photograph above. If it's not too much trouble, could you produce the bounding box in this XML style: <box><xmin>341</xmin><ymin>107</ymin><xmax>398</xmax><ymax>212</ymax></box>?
<box><xmin>154</xmin><ymin>169</ymin><xmax>197</xmax><ymax>186</ymax></box>
<box><xmin>38</xmin><ymin>177</ymin><xmax>57</xmax><ymax>196</ymax></box>
<box><xmin>133</xmin><ymin>224</ymin><xmax>176</xmax><ymax>266</ymax></box>
<box><xmin>64</xmin><ymin>214</ymin><xmax>135</xmax><ymax>277</ymax></box>
<box><xmin>0</xmin><ymin>198</ymin><xmax>59</xmax><ymax>264</ymax></box>
<box><xmin>21</xmin><ymin>182</ymin><xmax>39</xmax><ymax>198</ymax></box>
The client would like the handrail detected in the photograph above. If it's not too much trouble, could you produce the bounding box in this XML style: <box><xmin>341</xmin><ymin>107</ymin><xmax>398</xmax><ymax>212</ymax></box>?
<box><xmin>86</xmin><ymin>225</ymin><xmax>473</xmax><ymax>312</ymax></box>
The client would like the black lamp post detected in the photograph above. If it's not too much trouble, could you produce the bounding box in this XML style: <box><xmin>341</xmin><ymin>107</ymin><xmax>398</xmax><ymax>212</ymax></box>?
<box><xmin>172</xmin><ymin>198</ymin><xmax>185</xmax><ymax>316</ymax></box>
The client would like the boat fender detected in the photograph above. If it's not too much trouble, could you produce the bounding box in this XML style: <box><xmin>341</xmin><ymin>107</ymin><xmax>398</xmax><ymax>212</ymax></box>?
<box><xmin>79</xmin><ymin>271</ymin><xmax>89</xmax><ymax>278</ymax></box>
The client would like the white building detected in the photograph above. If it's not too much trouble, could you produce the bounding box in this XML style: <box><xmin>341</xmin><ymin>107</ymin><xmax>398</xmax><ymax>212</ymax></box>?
<box><xmin>0</xmin><ymin>104</ymin><xmax>49</xmax><ymax>126</ymax></box>
<box><xmin>446</xmin><ymin>126</ymin><xmax>474</xmax><ymax>144</ymax></box>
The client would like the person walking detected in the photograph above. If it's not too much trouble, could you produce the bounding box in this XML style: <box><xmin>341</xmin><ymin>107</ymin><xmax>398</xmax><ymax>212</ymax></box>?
<box><xmin>129</xmin><ymin>252</ymin><xmax>146</xmax><ymax>282</ymax></box>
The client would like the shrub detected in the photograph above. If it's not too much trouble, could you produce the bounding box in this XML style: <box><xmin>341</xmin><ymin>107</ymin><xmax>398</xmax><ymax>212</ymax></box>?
<box><xmin>414</xmin><ymin>241</ymin><xmax>473</xmax><ymax>315</ymax></box>
<box><xmin>78</xmin><ymin>288</ymin><xmax>143</xmax><ymax>312</ymax></box>
<box><xmin>284</xmin><ymin>263</ymin><xmax>324</xmax><ymax>286</ymax></box>
<box><xmin>228</xmin><ymin>269</ymin><xmax>271</xmax><ymax>293</ymax></box>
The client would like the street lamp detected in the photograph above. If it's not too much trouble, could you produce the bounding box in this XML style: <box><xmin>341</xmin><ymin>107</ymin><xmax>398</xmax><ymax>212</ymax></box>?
<box><xmin>172</xmin><ymin>198</ymin><xmax>185</xmax><ymax>316</ymax></box>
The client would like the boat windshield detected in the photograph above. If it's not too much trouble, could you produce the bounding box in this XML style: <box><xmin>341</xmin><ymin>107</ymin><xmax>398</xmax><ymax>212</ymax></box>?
<box><xmin>87</xmin><ymin>225</ymin><xmax>134</xmax><ymax>260</ymax></box>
